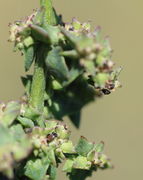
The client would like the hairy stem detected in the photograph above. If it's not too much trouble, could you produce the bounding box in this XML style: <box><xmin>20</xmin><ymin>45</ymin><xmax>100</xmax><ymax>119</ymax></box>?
<box><xmin>29</xmin><ymin>46</ymin><xmax>46</xmax><ymax>112</ymax></box>
<box><xmin>29</xmin><ymin>0</ymin><xmax>57</xmax><ymax>113</ymax></box>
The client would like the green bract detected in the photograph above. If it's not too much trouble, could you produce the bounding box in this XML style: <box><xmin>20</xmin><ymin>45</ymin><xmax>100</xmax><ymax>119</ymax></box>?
<box><xmin>0</xmin><ymin>0</ymin><xmax>121</xmax><ymax>179</ymax></box>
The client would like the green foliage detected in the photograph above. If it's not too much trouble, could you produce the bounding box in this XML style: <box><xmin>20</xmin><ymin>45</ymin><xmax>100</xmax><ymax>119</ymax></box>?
<box><xmin>0</xmin><ymin>101</ymin><xmax>20</xmax><ymax>127</ymax></box>
<box><xmin>45</xmin><ymin>47</ymin><xmax>69</xmax><ymax>80</ymax></box>
<box><xmin>0</xmin><ymin>0</ymin><xmax>121</xmax><ymax>179</ymax></box>
<box><xmin>75</xmin><ymin>136</ymin><xmax>94</xmax><ymax>156</ymax></box>
<box><xmin>24</xmin><ymin>45</ymin><xmax>35</xmax><ymax>72</ymax></box>
<box><xmin>25</xmin><ymin>158</ymin><xmax>50</xmax><ymax>180</ymax></box>
<box><xmin>0</xmin><ymin>123</ymin><xmax>32</xmax><ymax>178</ymax></box>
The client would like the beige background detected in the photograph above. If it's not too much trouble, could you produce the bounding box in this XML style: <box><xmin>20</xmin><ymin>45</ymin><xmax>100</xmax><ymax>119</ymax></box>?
<box><xmin>0</xmin><ymin>0</ymin><xmax>143</xmax><ymax>179</ymax></box>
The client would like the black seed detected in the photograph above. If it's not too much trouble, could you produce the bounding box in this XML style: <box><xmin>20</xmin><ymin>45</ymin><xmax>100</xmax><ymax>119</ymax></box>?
<box><xmin>101</xmin><ymin>89</ymin><xmax>111</xmax><ymax>95</ymax></box>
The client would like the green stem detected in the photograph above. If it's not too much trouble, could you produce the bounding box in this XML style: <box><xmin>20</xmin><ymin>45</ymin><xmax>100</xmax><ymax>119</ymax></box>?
<box><xmin>29</xmin><ymin>0</ymin><xmax>56</xmax><ymax>113</ymax></box>
<box><xmin>29</xmin><ymin>46</ymin><xmax>46</xmax><ymax>112</ymax></box>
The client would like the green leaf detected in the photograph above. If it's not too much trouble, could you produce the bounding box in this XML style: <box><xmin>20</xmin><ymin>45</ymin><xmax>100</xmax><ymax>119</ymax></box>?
<box><xmin>63</xmin><ymin>66</ymin><xmax>83</xmax><ymax>87</ymax></box>
<box><xmin>63</xmin><ymin>159</ymin><xmax>74</xmax><ymax>173</ymax></box>
<box><xmin>10</xmin><ymin>124</ymin><xmax>25</xmax><ymax>141</ymax></box>
<box><xmin>60</xmin><ymin>28</ymin><xmax>94</xmax><ymax>54</ymax></box>
<box><xmin>83</xmin><ymin>61</ymin><xmax>96</xmax><ymax>76</ymax></box>
<box><xmin>0</xmin><ymin>101</ymin><xmax>20</xmax><ymax>127</ymax></box>
<box><xmin>21</xmin><ymin>75</ymin><xmax>32</xmax><ymax>96</ymax></box>
<box><xmin>94</xmin><ymin>141</ymin><xmax>104</xmax><ymax>153</ymax></box>
<box><xmin>33</xmin><ymin>7</ymin><xmax>45</xmax><ymax>26</ymax></box>
<box><xmin>23</xmin><ymin>105</ymin><xmax>41</xmax><ymax>121</ymax></box>
<box><xmin>72</xmin><ymin>18</ymin><xmax>82</xmax><ymax>30</ymax></box>
<box><xmin>87</xmin><ymin>150</ymin><xmax>95</xmax><ymax>162</ymax></box>
<box><xmin>61</xmin><ymin>50</ymin><xmax>79</xmax><ymax>59</ymax></box>
<box><xmin>25</xmin><ymin>159</ymin><xmax>50</xmax><ymax>180</ymax></box>
<box><xmin>43</xmin><ymin>25</ymin><xmax>61</xmax><ymax>45</ymax></box>
<box><xmin>45</xmin><ymin>120</ymin><xmax>57</xmax><ymax>129</ymax></box>
<box><xmin>0</xmin><ymin>125</ymin><xmax>31</xmax><ymax>178</ymax></box>
<box><xmin>48</xmin><ymin>165</ymin><xmax>57</xmax><ymax>180</ymax></box>
<box><xmin>60</xmin><ymin>27</ymin><xmax>79</xmax><ymax>47</ymax></box>
<box><xmin>47</xmin><ymin>149</ymin><xmax>57</xmax><ymax>166</ymax></box>
<box><xmin>55</xmin><ymin>124</ymin><xmax>70</xmax><ymax>139</ymax></box>
<box><xmin>30</xmin><ymin>24</ymin><xmax>51</xmax><ymax>44</ymax></box>
<box><xmin>99</xmin><ymin>154</ymin><xmax>112</xmax><ymax>168</ymax></box>
<box><xmin>23</xmin><ymin>36</ymin><xmax>34</xmax><ymax>48</ymax></box>
<box><xmin>49</xmin><ymin>77</ymin><xmax>95</xmax><ymax>122</ymax></box>
<box><xmin>94</xmin><ymin>73</ymin><xmax>109</xmax><ymax>87</ymax></box>
<box><xmin>51</xmin><ymin>79</ymin><xmax>63</xmax><ymax>90</ymax></box>
<box><xmin>60</xmin><ymin>141</ymin><xmax>75</xmax><ymax>154</ymax></box>
<box><xmin>55</xmin><ymin>148</ymin><xmax>65</xmax><ymax>160</ymax></box>
<box><xmin>45</xmin><ymin>47</ymin><xmax>69</xmax><ymax>80</ymax></box>
<box><xmin>17</xmin><ymin>116</ymin><xmax>34</xmax><ymax>128</ymax></box>
<box><xmin>75</xmin><ymin>136</ymin><xmax>94</xmax><ymax>156</ymax></box>
<box><xmin>73</xmin><ymin>156</ymin><xmax>91</xmax><ymax>170</ymax></box>
<box><xmin>9</xmin><ymin>124</ymin><xmax>32</xmax><ymax>160</ymax></box>
<box><xmin>96</xmin><ymin>54</ymin><xmax>105</xmax><ymax>66</ymax></box>
<box><xmin>0</xmin><ymin>125</ymin><xmax>14</xmax><ymax>178</ymax></box>
<box><xmin>24</xmin><ymin>45</ymin><xmax>34</xmax><ymax>72</ymax></box>
<box><xmin>0</xmin><ymin>125</ymin><xmax>13</xmax><ymax>146</ymax></box>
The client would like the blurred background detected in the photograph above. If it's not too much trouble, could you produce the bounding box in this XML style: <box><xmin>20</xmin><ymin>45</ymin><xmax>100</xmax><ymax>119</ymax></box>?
<box><xmin>0</xmin><ymin>0</ymin><xmax>142</xmax><ymax>179</ymax></box>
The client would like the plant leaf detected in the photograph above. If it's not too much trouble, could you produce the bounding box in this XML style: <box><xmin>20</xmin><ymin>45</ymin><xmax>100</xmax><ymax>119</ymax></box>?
<box><xmin>63</xmin><ymin>159</ymin><xmax>74</xmax><ymax>173</ymax></box>
<box><xmin>17</xmin><ymin>116</ymin><xmax>34</xmax><ymax>128</ymax></box>
<box><xmin>94</xmin><ymin>141</ymin><xmax>104</xmax><ymax>153</ymax></box>
<box><xmin>25</xmin><ymin>158</ymin><xmax>50</xmax><ymax>180</ymax></box>
<box><xmin>45</xmin><ymin>47</ymin><xmax>69</xmax><ymax>80</ymax></box>
<box><xmin>75</xmin><ymin>136</ymin><xmax>94</xmax><ymax>157</ymax></box>
<box><xmin>48</xmin><ymin>165</ymin><xmax>57</xmax><ymax>180</ymax></box>
<box><xmin>21</xmin><ymin>75</ymin><xmax>32</xmax><ymax>96</ymax></box>
<box><xmin>60</xmin><ymin>141</ymin><xmax>75</xmax><ymax>154</ymax></box>
<box><xmin>0</xmin><ymin>101</ymin><xmax>20</xmax><ymax>127</ymax></box>
<box><xmin>47</xmin><ymin>149</ymin><xmax>56</xmax><ymax>166</ymax></box>
<box><xmin>0</xmin><ymin>125</ymin><xmax>31</xmax><ymax>178</ymax></box>
<box><xmin>73</xmin><ymin>156</ymin><xmax>91</xmax><ymax>170</ymax></box>
<box><xmin>24</xmin><ymin>45</ymin><xmax>34</xmax><ymax>72</ymax></box>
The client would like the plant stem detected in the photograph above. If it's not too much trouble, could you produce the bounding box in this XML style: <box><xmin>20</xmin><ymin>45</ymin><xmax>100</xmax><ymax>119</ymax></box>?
<box><xmin>29</xmin><ymin>0</ymin><xmax>57</xmax><ymax>113</ymax></box>
<box><xmin>29</xmin><ymin>46</ymin><xmax>46</xmax><ymax>112</ymax></box>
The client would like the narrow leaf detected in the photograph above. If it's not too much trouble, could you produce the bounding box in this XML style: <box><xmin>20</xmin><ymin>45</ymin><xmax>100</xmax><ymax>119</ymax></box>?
<box><xmin>24</xmin><ymin>45</ymin><xmax>34</xmax><ymax>72</ymax></box>
<box><xmin>17</xmin><ymin>116</ymin><xmax>34</xmax><ymax>128</ymax></box>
